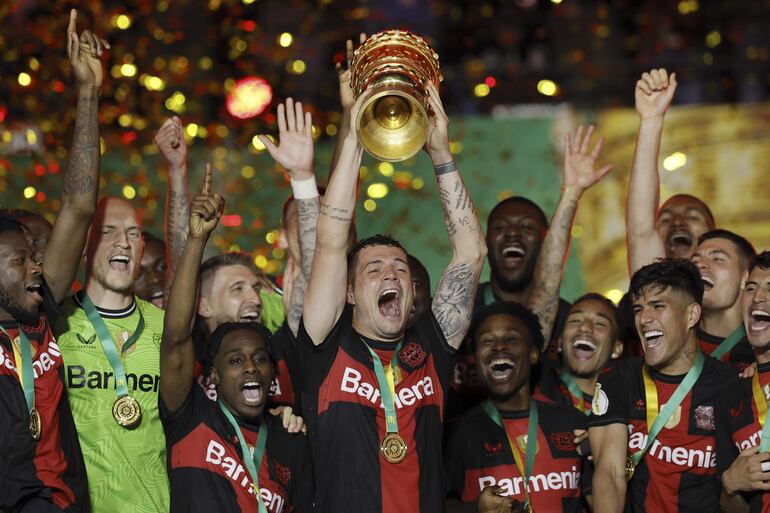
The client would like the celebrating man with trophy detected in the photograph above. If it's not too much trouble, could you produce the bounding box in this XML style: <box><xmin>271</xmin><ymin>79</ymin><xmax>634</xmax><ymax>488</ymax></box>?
<box><xmin>297</xmin><ymin>31</ymin><xmax>488</xmax><ymax>513</ymax></box>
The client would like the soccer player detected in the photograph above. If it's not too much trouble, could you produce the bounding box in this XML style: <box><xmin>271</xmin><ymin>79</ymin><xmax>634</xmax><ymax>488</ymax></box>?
<box><xmin>626</xmin><ymin>68</ymin><xmax>716</xmax><ymax>273</ymax></box>
<box><xmin>589</xmin><ymin>259</ymin><xmax>736</xmax><ymax>513</ymax></box>
<box><xmin>445</xmin><ymin>302</ymin><xmax>592</xmax><ymax>513</ymax></box>
<box><xmin>134</xmin><ymin>231</ymin><xmax>166</xmax><ymax>308</ymax></box>
<box><xmin>298</xmin><ymin>82</ymin><xmax>486</xmax><ymax>513</ymax></box>
<box><xmin>527</xmin><ymin>125</ymin><xmax>622</xmax><ymax>412</ymax></box>
<box><xmin>4</xmin><ymin>209</ymin><xmax>53</xmax><ymax>264</ymax></box>
<box><xmin>691</xmin><ymin>230</ymin><xmax>756</xmax><ymax>369</ymax></box>
<box><xmin>160</xmin><ymin>166</ymin><xmax>313</xmax><ymax>513</ymax></box>
<box><xmin>716</xmin><ymin>251</ymin><xmax>770</xmax><ymax>512</ymax></box>
<box><xmin>0</xmin><ymin>9</ymin><xmax>104</xmax><ymax>512</ymax></box>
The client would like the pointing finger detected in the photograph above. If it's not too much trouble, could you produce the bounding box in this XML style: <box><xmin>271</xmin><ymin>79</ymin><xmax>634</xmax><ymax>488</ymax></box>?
<box><xmin>68</xmin><ymin>9</ymin><xmax>77</xmax><ymax>41</ymax></box>
<box><xmin>202</xmin><ymin>163</ymin><xmax>212</xmax><ymax>195</ymax></box>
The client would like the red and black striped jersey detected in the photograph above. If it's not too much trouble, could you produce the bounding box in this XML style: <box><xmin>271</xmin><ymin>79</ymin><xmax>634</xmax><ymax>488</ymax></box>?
<box><xmin>0</xmin><ymin>282</ymin><xmax>89</xmax><ymax>512</ymax></box>
<box><xmin>589</xmin><ymin>356</ymin><xmax>735</xmax><ymax>513</ymax></box>
<box><xmin>697</xmin><ymin>326</ymin><xmax>754</xmax><ymax>371</ymax></box>
<box><xmin>715</xmin><ymin>361</ymin><xmax>770</xmax><ymax>512</ymax></box>
<box><xmin>160</xmin><ymin>383</ymin><xmax>314</xmax><ymax>513</ymax></box>
<box><xmin>297</xmin><ymin>307</ymin><xmax>455</xmax><ymax>513</ymax></box>
<box><xmin>445</xmin><ymin>400</ymin><xmax>592</xmax><ymax>512</ymax></box>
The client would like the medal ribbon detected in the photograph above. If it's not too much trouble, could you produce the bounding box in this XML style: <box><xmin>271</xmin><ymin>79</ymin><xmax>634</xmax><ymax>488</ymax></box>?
<box><xmin>81</xmin><ymin>294</ymin><xmax>144</xmax><ymax>398</ymax></box>
<box><xmin>750</xmin><ymin>372</ymin><xmax>770</xmax><ymax>452</ymax></box>
<box><xmin>483</xmin><ymin>400</ymin><xmax>538</xmax><ymax>512</ymax></box>
<box><xmin>559</xmin><ymin>368</ymin><xmax>590</xmax><ymax>415</ymax></box>
<box><xmin>219</xmin><ymin>402</ymin><xmax>268</xmax><ymax>513</ymax></box>
<box><xmin>361</xmin><ymin>338</ymin><xmax>404</xmax><ymax>435</ymax></box>
<box><xmin>709</xmin><ymin>324</ymin><xmax>746</xmax><ymax>360</ymax></box>
<box><xmin>484</xmin><ymin>284</ymin><xmax>496</xmax><ymax>307</ymax></box>
<box><xmin>0</xmin><ymin>324</ymin><xmax>35</xmax><ymax>415</ymax></box>
<box><xmin>632</xmin><ymin>351</ymin><xmax>705</xmax><ymax>470</ymax></box>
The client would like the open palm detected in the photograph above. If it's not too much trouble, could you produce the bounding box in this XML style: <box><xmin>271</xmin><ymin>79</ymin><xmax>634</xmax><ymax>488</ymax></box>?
<box><xmin>259</xmin><ymin>98</ymin><xmax>313</xmax><ymax>179</ymax></box>
<box><xmin>563</xmin><ymin>125</ymin><xmax>613</xmax><ymax>192</ymax></box>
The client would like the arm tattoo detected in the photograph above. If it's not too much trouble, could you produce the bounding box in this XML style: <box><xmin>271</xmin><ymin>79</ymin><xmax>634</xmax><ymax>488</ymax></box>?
<box><xmin>432</xmin><ymin>261</ymin><xmax>476</xmax><ymax>344</ymax></box>
<box><xmin>287</xmin><ymin>196</ymin><xmax>319</xmax><ymax>335</ymax></box>
<box><xmin>165</xmin><ymin>174</ymin><xmax>190</xmax><ymax>300</ymax></box>
<box><xmin>320</xmin><ymin>203</ymin><xmax>353</xmax><ymax>223</ymax></box>
<box><xmin>63</xmin><ymin>92</ymin><xmax>98</xmax><ymax>198</ymax></box>
<box><xmin>433</xmin><ymin>160</ymin><xmax>458</xmax><ymax>176</ymax></box>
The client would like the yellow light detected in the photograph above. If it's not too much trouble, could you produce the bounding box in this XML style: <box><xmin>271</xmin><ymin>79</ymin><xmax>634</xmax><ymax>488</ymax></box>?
<box><xmin>663</xmin><ymin>152</ymin><xmax>687</xmax><ymax>171</ymax></box>
<box><xmin>266</xmin><ymin>231</ymin><xmax>277</xmax><ymax>244</ymax></box>
<box><xmin>255</xmin><ymin>255</ymin><xmax>268</xmax><ymax>268</ymax></box>
<box><xmin>367</xmin><ymin>183</ymin><xmax>389</xmax><ymax>199</ymax></box>
<box><xmin>703</xmin><ymin>52</ymin><xmax>714</xmax><ymax>65</ymax></box>
<box><xmin>120</xmin><ymin>63</ymin><xmax>137</xmax><ymax>77</ymax></box>
<box><xmin>122</xmin><ymin>185</ymin><xmax>136</xmax><ymax>199</ymax></box>
<box><xmin>215</xmin><ymin>125</ymin><xmax>228</xmax><ymax>137</ymax></box>
<box><xmin>291</xmin><ymin>60</ymin><xmax>306</xmax><ymax>74</ymax></box>
<box><xmin>25</xmin><ymin>130</ymin><xmax>37</xmax><ymax>145</ymax></box>
<box><xmin>705</xmin><ymin>30</ymin><xmax>721</xmax><ymax>48</ymax></box>
<box><xmin>272</xmin><ymin>248</ymin><xmax>285</xmax><ymax>259</ymax></box>
<box><xmin>23</xmin><ymin>186</ymin><xmax>36</xmax><ymax>199</ymax></box>
<box><xmin>604</xmin><ymin>289</ymin><xmax>624</xmax><ymax>305</ymax></box>
<box><xmin>144</xmin><ymin>76</ymin><xmax>165</xmax><ymax>91</ymax></box>
<box><xmin>678</xmin><ymin>0</ymin><xmax>699</xmax><ymax>14</ymax></box>
<box><xmin>18</xmin><ymin>72</ymin><xmax>31</xmax><ymax>86</ymax></box>
<box><xmin>411</xmin><ymin>177</ymin><xmax>425</xmax><ymax>190</ymax></box>
<box><xmin>116</xmin><ymin>14</ymin><xmax>132</xmax><ymax>29</ymax></box>
<box><xmin>118</xmin><ymin>114</ymin><xmax>133</xmax><ymax>127</ymax></box>
<box><xmin>243</xmin><ymin>0</ymin><xmax>256</xmax><ymax>4</ymax></box>
<box><xmin>537</xmin><ymin>79</ymin><xmax>558</xmax><ymax>96</ymax></box>
<box><xmin>571</xmin><ymin>225</ymin><xmax>583</xmax><ymax>238</ymax></box>
<box><xmin>326</xmin><ymin>124</ymin><xmax>338</xmax><ymax>136</ymax></box>
<box><xmin>29</xmin><ymin>58</ymin><xmax>39</xmax><ymax>71</ymax></box>
<box><xmin>363</xmin><ymin>199</ymin><xmax>377</xmax><ymax>212</ymax></box>
<box><xmin>449</xmin><ymin>141</ymin><xmax>463</xmax><ymax>154</ymax></box>
<box><xmin>165</xmin><ymin>91</ymin><xmax>186</xmax><ymax>113</ymax></box>
<box><xmin>2</xmin><ymin>131</ymin><xmax>12</xmax><ymax>143</ymax></box>
<box><xmin>251</xmin><ymin>135</ymin><xmax>266</xmax><ymax>151</ymax></box>
<box><xmin>378</xmin><ymin>162</ymin><xmax>394</xmax><ymax>177</ymax></box>
<box><xmin>229</xmin><ymin>244</ymin><xmax>241</xmax><ymax>252</ymax></box>
<box><xmin>186</xmin><ymin>123</ymin><xmax>199</xmax><ymax>137</ymax></box>
<box><xmin>241</xmin><ymin>166</ymin><xmax>256</xmax><ymax>179</ymax></box>
<box><xmin>474</xmin><ymin>83</ymin><xmax>490</xmax><ymax>97</ymax></box>
<box><xmin>551</xmin><ymin>0</ymin><xmax>563</xmax><ymax>3</ymax></box>
<box><xmin>279</xmin><ymin>32</ymin><xmax>293</xmax><ymax>47</ymax></box>
<box><xmin>199</xmin><ymin>57</ymin><xmax>213</xmax><ymax>70</ymax></box>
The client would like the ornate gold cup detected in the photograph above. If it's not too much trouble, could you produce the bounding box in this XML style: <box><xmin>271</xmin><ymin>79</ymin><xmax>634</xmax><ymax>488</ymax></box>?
<box><xmin>350</xmin><ymin>30</ymin><xmax>442</xmax><ymax>162</ymax></box>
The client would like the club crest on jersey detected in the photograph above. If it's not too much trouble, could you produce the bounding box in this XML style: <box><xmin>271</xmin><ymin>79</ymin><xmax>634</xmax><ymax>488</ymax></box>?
<box><xmin>484</xmin><ymin>442</ymin><xmax>503</xmax><ymax>455</ymax></box>
<box><xmin>399</xmin><ymin>342</ymin><xmax>427</xmax><ymax>369</ymax></box>
<box><xmin>694</xmin><ymin>405</ymin><xmax>715</xmax><ymax>430</ymax></box>
<box><xmin>663</xmin><ymin>403</ymin><xmax>681</xmax><ymax>430</ymax></box>
<box><xmin>76</xmin><ymin>333</ymin><xmax>96</xmax><ymax>346</ymax></box>
<box><xmin>273</xmin><ymin>461</ymin><xmax>292</xmax><ymax>486</ymax></box>
<box><xmin>12</xmin><ymin>336</ymin><xmax>37</xmax><ymax>359</ymax></box>
<box><xmin>515</xmin><ymin>434</ymin><xmax>538</xmax><ymax>455</ymax></box>
<box><xmin>592</xmin><ymin>383</ymin><xmax>608</xmax><ymax>415</ymax></box>
<box><xmin>114</xmin><ymin>330</ymin><xmax>137</xmax><ymax>355</ymax></box>
<box><xmin>551</xmin><ymin>431</ymin><xmax>576</xmax><ymax>451</ymax></box>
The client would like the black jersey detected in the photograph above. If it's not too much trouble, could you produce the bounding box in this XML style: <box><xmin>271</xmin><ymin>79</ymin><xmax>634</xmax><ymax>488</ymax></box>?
<box><xmin>533</xmin><ymin>359</ymin><xmax>594</xmax><ymax>414</ymax></box>
<box><xmin>716</xmin><ymin>361</ymin><xmax>770</xmax><ymax>512</ymax></box>
<box><xmin>0</xmin><ymin>282</ymin><xmax>89</xmax><ymax>513</ymax></box>
<box><xmin>445</xmin><ymin>400</ymin><xmax>591</xmax><ymax>512</ymax></box>
<box><xmin>588</xmin><ymin>356</ymin><xmax>735</xmax><ymax>513</ymax></box>
<box><xmin>160</xmin><ymin>383</ymin><xmax>314</xmax><ymax>513</ymax></box>
<box><xmin>697</xmin><ymin>326</ymin><xmax>754</xmax><ymax>372</ymax></box>
<box><xmin>297</xmin><ymin>307</ymin><xmax>455</xmax><ymax>513</ymax></box>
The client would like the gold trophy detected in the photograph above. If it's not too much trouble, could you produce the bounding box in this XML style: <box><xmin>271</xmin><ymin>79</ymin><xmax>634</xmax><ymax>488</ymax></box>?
<box><xmin>350</xmin><ymin>30</ymin><xmax>442</xmax><ymax>162</ymax></box>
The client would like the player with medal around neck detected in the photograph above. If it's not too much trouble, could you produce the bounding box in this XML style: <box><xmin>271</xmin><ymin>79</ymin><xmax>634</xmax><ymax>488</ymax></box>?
<box><xmin>56</xmin><ymin>195</ymin><xmax>169</xmax><ymax>513</ymax></box>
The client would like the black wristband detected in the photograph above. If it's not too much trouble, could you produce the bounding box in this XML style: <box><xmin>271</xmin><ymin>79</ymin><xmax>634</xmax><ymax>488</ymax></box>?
<box><xmin>433</xmin><ymin>161</ymin><xmax>458</xmax><ymax>175</ymax></box>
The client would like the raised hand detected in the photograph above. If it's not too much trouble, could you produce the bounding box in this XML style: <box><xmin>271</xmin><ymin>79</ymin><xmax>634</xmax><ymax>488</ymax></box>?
<box><xmin>563</xmin><ymin>125</ymin><xmax>613</xmax><ymax>194</ymax></box>
<box><xmin>258</xmin><ymin>98</ymin><xmax>314</xmax><ymax>180</ymax></box>
<box><xmin>189</xmin><ymin>164</ymin><xmax>224</xmax><ymax>239</ymax></box>
<box><xmin>335</xmin><ymin>33</ymin><xmax>367</xmax><ymax>110</ymax></box>
<box><xmin>67</xmin><ymin>9</ymin><xmax>109</xmax><ymax>89</ymax></box>
<box><xmin>424</xmin><ymin>82</ymin><xmax>451</xmax><ymax>165</ymax></box>
<box><xmin>635</xmin><ymin>68</ymin><xmax>677</xmax><ymax>120</ymax></box>
<box><xmin>154</xmin><ymin>117</ymin><xmax>187</xmax><ymax>169</ymax></box>
<box><xmin>477</xmin><ymin>486</ymin><xmax>514</xmax><ymax>513</ymax></box>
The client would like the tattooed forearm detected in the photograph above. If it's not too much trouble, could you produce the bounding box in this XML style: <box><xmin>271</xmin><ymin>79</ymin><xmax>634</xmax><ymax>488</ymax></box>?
<box><xmin>287</xmin><ymin>196</ymin><xmax>320</xmax><ymax>335</ymax></box>
<box><xmin>165</xmin><ymin>172</ymin><xmax>190</xmax><ymax>300</ymax></box>
<box><xmin>63</xmin><ymin>90</ymin><xmax>99</xmax><ymax>200</ymax></box>
<box><xmin>320</xmin><ymin>203</ymin><xmax>353</xmax><ymax>223</ymax></box>
<box><xmin>529</xmin><ymin>191</ymin><xmax>580</xmax><ymax>342</ymax></box>
<box><xmin>432</xmin><ymin>261</ymin><xmax>477</xmax><ymax>348</ymax></box>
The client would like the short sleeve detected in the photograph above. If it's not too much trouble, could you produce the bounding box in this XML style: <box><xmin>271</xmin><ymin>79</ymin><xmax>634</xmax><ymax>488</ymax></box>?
<box><xmin>587</xmin><ymin>363</ymin><xmax>629</xmax><ymax>428</ymax></box>
<box><xmin>159</xmin><ymin>379</ymin><xmax>210</xmax><ymax>440</ymax></box>
<box><xmin>296</xmin><ymin>308</ymin><xmax>349</xmax><ymax>392</ymax></box>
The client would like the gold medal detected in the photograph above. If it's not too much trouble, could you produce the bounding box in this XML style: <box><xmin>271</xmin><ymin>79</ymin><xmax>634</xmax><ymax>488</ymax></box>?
<box><xmin>29</xmin><ymin>408</ymin><xmax>41</xmax><ymax>440</ymax></box>
<box><xmin>625</xmin><ymin>456</ymin><xmax>635</xmax><ymax>481</ymax></box>
<box><xmin>380</xmin><ymin>433</ymin><xmax>407</xmax><ymax>463</ymax></box>
<box><xmin>112</xmin><ymin>395</ymin><xmax>142</xmax><ymax>429</ymax></box>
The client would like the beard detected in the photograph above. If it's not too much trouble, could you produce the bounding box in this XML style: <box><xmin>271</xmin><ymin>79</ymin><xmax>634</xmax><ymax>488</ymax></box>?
<box><xmin>0</xmin><ymin>284</ymin><xmax>39</xmax><ymax>326</ymax></box>
<box><xmin>490</xmin><ymin>251</ymin><xmax>540</xmax><ymax>293</ymax></box>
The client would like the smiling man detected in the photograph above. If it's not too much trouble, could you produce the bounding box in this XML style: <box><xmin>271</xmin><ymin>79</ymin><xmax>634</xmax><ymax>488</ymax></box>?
<box><xmin>445</xmin><ymin>302</ymin><xmax>592</xmax><ymax>513</ymax></box>
<box><xmin>589</xmin><ymin>259</ymin><xmax>735</xmax><ymax>513</ymax></box>
<box><xmin>55</xmin><ymin>197</ymin><xmax>168</xmax><ymax>513</ymax></box>
<box><xmin>716</xmin><ymin>250</ymin><xmax>770</xmax><ymax>513</ymax></box>
<box><xmin>299</xmin><ymin>83</ymin><xmax>486</xmax><ymax>513</ymax></box>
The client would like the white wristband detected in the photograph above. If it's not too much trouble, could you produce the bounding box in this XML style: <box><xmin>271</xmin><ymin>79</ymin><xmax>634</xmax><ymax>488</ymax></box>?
<box><xmin>290</xmin><ymin>176</ymin><xmax>319</xmax><ymax>200</ymax></box>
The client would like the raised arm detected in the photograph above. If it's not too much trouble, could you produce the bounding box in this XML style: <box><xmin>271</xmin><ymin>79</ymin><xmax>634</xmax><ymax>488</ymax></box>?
<box><xmin>155</xmin><ymin>116</ymin><xmax>190</xmax><ymax>303</ymax></box>
<box><xmin>426</xmin><ymin>83</ymin><xmax>487</xmax><ymax>350</ymax></box>
<box><xmin>44</xmin><ymin>10</ymin><xmax>108</xmax><ymax>303</ymax></box>
<box><xmin>589</xmin><ymin>423</ymin><xmax>629</xmax><ymax>513</ymax></box>
<box><xmin>160</xmin><ymin>164</ymin><xmax>224</xmax><ymax>413</ymax></box>
<box><xmin>626</xmin><ymin>68</ymin><xmax>677</xmax><ymax>275</ymax></box>
<box><xmin>302</xmin><ymin>97</ymin><xmax>366</xmax><ymax>344</ymax></box>
<box><xmin>258</xmin><ymin>98</ymin><xmax>319</xmax><ymax>336</ymax></box>
<box><xmin>329</xmin><ymin>34</ymin><xmax>366</xmax><ymax>176</ymax></box>
<box><xmin>529</xmin><ymin>125</ymin><xmax>613</xmax><ymax>341</ymax></box>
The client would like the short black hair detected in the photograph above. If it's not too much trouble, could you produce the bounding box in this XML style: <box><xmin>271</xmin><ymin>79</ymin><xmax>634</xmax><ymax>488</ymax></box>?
<box><xmin>347</xmin><ymin>234</ymin><xmax>406</xmax><ymax>269</ymax></box>
<box><xmin>205</xmin><ymin>321</ymin><xmax>275</xmax><ymax>375</ymax></box>
<box><xmin>749</xmin><ymin>251</ymin><xmax>770</xmax><ymax>274</ymax></box>
<box><xmin>487</xmin><ymin>196</ymin><xmax>549</xmax><ymax>230</ymax></box>
<box><xmin>0</xmin><ymin>213</ymin><xmax>27</xmax><ymax>238</ymax></box>
<box><xmin>697</xmin><ymin>229</ymin><xmax>756</xmax><ymax>265</ymax></box>
<box><xmin>472</xmin><ymin>301</ymin><xmax>545</xmax><ymax>351</ymax></box>
<box><xmin>629</xmin><ymin>258</ymin><xmax>704</xmax><ymax>305</ymax></box>
<box><xmin>570</xmin><ymin>292</ymin><xmax>624</xmax><ymax>339</ymax></box>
